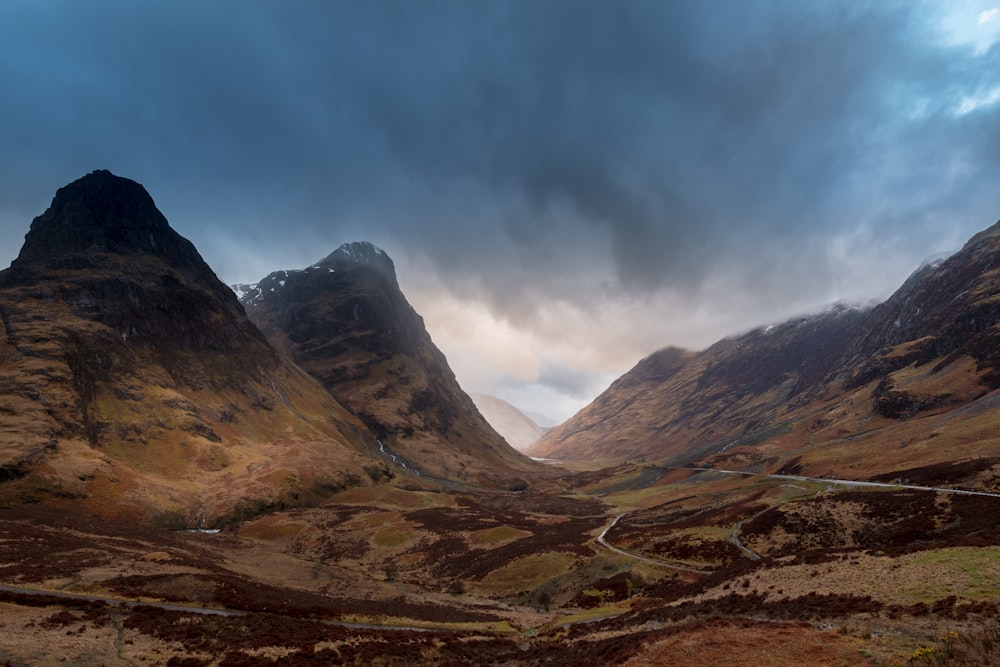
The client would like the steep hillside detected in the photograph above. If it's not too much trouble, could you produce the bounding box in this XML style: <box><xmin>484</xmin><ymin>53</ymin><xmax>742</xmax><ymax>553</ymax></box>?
<box><xmin>234</xmin><ymin>243</ymin><xmax>537</xmax><ymax>489</ymax></box>
<box><xmin>0</xmin><ymin>170</ymin><xmax>377</xmax><ymax>524</ymax></box>
<box><xmin>471</xmin><ymin>393</ymin><xmax>550</xmax><ymax>451</ymax></box>
<box><xmin>532</xmin><ymin>306</ymin><xmax>866</xmax><ymax>463</ymax></box>
<box><xmin>533</xmin><ymin>221</ymin><xmax>1000</xmax><ymax>489</ymax></box>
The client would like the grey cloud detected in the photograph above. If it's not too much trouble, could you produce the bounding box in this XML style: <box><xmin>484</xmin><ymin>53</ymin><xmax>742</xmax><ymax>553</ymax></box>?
<box><xmin>2</xmin><ymin>1</ymin><xmax>1000</xmax><ymax>418</ymax></box>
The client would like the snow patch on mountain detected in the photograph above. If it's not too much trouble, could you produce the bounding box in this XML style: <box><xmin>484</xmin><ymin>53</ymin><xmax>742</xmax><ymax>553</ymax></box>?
<box><xmin>231</xmin><ymin>242</ymin><xmax>391</xmax><ymax>305</ymax></box>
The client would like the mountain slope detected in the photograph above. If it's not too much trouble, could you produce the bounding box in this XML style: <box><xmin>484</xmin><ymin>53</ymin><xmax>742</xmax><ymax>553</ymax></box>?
<box><xmin>234</xmin><ymin>243</ymin><xmax>537</xmax><ymax>489</ymax></box>
<box><xmin>471</xmin><ymin>393</ymin><xmax>550</xmax><ymax>451</ymax></box>
<box><xmin>533</xmin><ymin>221</ymin><xmax>1000</xmax><ymax>489</ymax></box>
<box><xmin>0</xmin><ymin>170</ymin><xmax>377</xmax><ymax>523</ymax></box>
<box><xmin>531</xmin><ymin>306</ymin><xmax>866</xmax><ymax>463</ymax></box>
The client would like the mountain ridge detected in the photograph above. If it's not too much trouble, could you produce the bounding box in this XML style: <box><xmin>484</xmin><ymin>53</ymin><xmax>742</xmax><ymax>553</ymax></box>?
<box><xmin>532</xmin><ymin>218</ymin><xmax>1000</xmax><ymax>490</ymax></box>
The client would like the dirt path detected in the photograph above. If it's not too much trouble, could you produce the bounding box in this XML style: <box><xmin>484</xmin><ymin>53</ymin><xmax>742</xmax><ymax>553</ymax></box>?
<box><xmin>596</xmin><ymin>514</ymin><xmax>712</xmax><ymax>574</ymax></box>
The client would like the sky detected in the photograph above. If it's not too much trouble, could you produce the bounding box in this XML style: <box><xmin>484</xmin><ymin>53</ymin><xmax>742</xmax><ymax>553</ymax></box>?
<box><xmin>2</xmin><ymin>1</ymin><xmax>1000</xmax><ymax>423</ymax></box>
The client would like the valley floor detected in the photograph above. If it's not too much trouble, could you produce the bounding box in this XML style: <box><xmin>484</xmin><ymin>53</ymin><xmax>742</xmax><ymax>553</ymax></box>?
<box><xmin>2</xmin><ymin>464</ymin><xmax>1000</xmax><ymax>665</ymax></box>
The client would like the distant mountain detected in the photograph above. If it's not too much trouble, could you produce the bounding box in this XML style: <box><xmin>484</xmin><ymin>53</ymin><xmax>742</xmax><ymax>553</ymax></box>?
<box><xmin>0</xmin><ymin>170</ymin><xmax>377</xmax><ymax>524</ymax></box>
<box><xmin>234</xmin><ymin>243</ymin><xmax>536</xmax><ymax>489</ymax></box>
<box><xmin>532</xmin><ymin>221</ymin><xmax>1000</xmax><ymax>490</ymax></box>
<box><xmin>470</xmin><ymin>393</ymin><xmax>550</xmax><ymax>451</ymax></box>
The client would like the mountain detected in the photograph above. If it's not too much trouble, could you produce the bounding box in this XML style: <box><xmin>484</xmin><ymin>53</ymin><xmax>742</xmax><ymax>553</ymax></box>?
<box><xmin>530</xmin><ymin>305</ymin><xmax>866</xmax><ymax>463</ymax></box>
<box><xmin>532</xmin><ymin>221</ymin><xmax>1000</xmax><ymax>489</ymax></box>
<box><xmin>233</xmin><ymin>243</ymin><xmax>537</xmax><ymax>489</ymax></box>
<box><xmin>471</xmin><ymin>393</ymin><xmax>550</xmax><ymax>451</ymax></box>
<box><xmin>0</xmin><ymin>170</ymin><xmax>378</xmax><ymax>524</ymax></box>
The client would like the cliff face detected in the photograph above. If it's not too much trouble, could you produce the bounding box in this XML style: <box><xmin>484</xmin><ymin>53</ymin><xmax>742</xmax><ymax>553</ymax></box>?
<box><xmin>236</xmin><ymin>243</ymin><xmax>538</xmax><ymax>489</ymax></box>
<box><xmin>533</xmin><ymin>220</ymin><xmax>1000</xmax><ymax>488</ymax></box>
<box><xmin>0</xmin><ymin>171</ymin><xmax>376</xmax><ymax>523</ymax></box>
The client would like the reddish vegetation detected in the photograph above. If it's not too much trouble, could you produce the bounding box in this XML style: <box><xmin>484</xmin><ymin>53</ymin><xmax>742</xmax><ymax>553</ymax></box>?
<box><xmin>109</xmin><ymin>572</ymin><xmax>502</xmax><ymax>623</ymax></box>
<box><xmin>3</xmin><ymin>483</ymin><xmax>1000</xmax><ymax>665</ymax></box>
<box><xmin>605</xmin><ymin>491</ymin><xmax>766</xmax><ymax>565</ymax></box>
<box><xmin>568</xmin><ymin>572</ymin><xmax>640</xmax><ymax>608</ymax></box>
<box><xmin>408</xmin><ymin>496</ymin><xmax>604</xmax><ymax>581</ymax></box>
<box><xmin>742</xmin><ymin>489</ymin><xmax>1000</xmax><ymax>556</ymax></box>
<box><xmin>868</xmin><ymin>456</ymin><xmax>1000</xmax><ymax>488</ymax></box>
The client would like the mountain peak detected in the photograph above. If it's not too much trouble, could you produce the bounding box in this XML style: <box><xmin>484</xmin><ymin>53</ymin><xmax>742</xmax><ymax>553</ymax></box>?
<box><xmin>9</xmin><ymin>169</ymin><xmax>204</xmax><ymax>274</ymax></box>
<box><xmin>231</xmin><ymin>242</ymin><xmax>398</xmax><ymax>307</ymax></box>
<box><xmin>236</xmin><ymin>246</ymin><xmax>537</xmax><ymax>488</ymax></box>
<box><xmin>316</xmin><ymin>242</ymin><xmax>397</xmax><ymax>280</ymax></box>
<box><xmin>328</xmin><ymin>241</ymin><xmax>388</xmax><ymax>262</ymax></box>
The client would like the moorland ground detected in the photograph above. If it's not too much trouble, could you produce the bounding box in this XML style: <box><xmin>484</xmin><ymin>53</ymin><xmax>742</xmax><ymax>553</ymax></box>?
<box><xmin>2</xmin><ymin>462</ymin><xmax>1000</xmax><ymax>666</ymax></box>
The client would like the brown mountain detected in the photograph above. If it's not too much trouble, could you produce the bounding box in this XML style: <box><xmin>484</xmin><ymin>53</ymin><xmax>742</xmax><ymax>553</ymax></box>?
<box><xmin>0</xmin><ymin>170</ymin><xmax>377</xmax><ymax>524</ymax></box>
<box><xmin>471</xmin><ymin>393</ymin><xmax>550</xmax><ymax>451</ymax></box>
<box><xmin>532</xmin><ymin>221</ymin><xmax>1000</xmax><ymax>489</ymax></box>
<box><xmin>234</xmin><ymin>243</ymin><xmax>537</xmax><ymax>489</ymax></box>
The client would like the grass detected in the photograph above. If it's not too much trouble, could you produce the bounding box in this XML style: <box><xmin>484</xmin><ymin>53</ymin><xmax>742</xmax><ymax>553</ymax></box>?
<box><xmin>240</xmin><ymin>518</ymin><xmax>312</xmax><ymax>542</ymax></box>
<box><xmin>373</xmin><ymin>527</ymin><xmax>410</xmax><ymax>548</ymax></box>
<box><xmin>468</xmin><ymin>525</ymin><xmax>532</xmax><ymax>546</ymax></box>
<box><xmin>476</xmin><ymin>552</ymin><xmax>578</xmax><ymax>594</ymax></box>
<box><xmin>545</xmin><ymin>605</ymin><xmax>630</xmax><ymax>629</ymax></box>
<box><xmin>900</xmin><ymin>547</ymin><xmax>1000</xmax><ymax>602</ymax></box>
<box><xmin>328</xmin><ymin>485</ymin><xmax>455</xmax><ymax>509</ymax></box>
<box><xmin>337</xmin><ymin>615</ymin><xmax>521</xmax><ymax>635</ymax></box>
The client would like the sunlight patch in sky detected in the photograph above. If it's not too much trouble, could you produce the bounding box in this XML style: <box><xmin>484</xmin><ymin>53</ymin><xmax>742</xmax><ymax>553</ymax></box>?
<box><xmin>956</xmin><ymin>86</ymin><xmax>1000</xmax><ymax>115</ymax></box>
<box><xmin>934</xmin><ymin>1</ymin><xmax>1000</xmax><ymax>52</ymax></box>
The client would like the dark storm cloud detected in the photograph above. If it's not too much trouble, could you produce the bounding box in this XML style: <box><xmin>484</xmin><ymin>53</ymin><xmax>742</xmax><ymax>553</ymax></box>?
<box><xmin>2</xmin><ymin>1</ymin><xmax>1000</xmax><ymax>417</ymax></box>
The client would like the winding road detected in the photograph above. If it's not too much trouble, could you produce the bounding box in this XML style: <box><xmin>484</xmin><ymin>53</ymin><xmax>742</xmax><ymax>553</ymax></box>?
<box><xmin>596</xmin><ymin>513</ymin><xmax>712</xmax><ymax>574</ymax></box>
<box><xmin>595</xmin><ymin>466</ymin><xmax>1000</xmax><ymax>572</ymax></box>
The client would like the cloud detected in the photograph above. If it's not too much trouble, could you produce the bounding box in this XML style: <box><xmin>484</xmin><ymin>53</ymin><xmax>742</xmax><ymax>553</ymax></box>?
<box><xmin>979</xmin><ymin>8</ymin><xmax>999</xmax><ymax>24</ymax></box>
<box><xmin>2</xmin><ymin>1</ymin><xmax>1000</xmax><ymax>419</ymax></box>
<box><xmin>956</xmin><ymin>86</ymin><xmax>1000</xmax><ymax>114</ymax></box>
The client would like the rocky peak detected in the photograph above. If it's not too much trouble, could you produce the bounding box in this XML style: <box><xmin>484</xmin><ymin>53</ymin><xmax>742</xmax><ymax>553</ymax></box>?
<box><xmin>237</xmin><ymin>245</ymin><xmax>536</xmax><ymax>488</ymax></box>
<box><xmin>316</xmin><ymin>242</ymin><xmax>397</xmax><ymax>282</ymax></box>
<box><xmin>0</xmin><ymin>170</ymin><xmax>272</xmax><ymax>375</ymax></box>
<box><xmin>232</xmin><ymin>243</ymin><xmax>398</xmax><ymax>307</ymax></box>
<box><xmin>10</xmin><ymin>170</ymin><xmax>206</xmax><ymax>274</ymax></box>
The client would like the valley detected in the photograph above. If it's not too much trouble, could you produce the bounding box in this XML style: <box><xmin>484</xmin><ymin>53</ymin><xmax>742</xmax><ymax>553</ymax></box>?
<box><xmin>2</xmin><ymin>171</ymin><xmax>1000</xmax><ymax>665</ymax></box>
<box><xmin>4</xmin><ymin>459</ymin><xmax>1000</xmax><ymax>665</ymax></box>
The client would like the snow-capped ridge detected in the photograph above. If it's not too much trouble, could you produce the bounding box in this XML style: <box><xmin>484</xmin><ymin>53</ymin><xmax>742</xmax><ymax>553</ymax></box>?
<box><xmin>229</xmin><ymin>242</ymin><xmax>395</xmax><ymax>304</ymax></box>
<box><xmin>230</xmin><ymin>269</ymin><xmax>303</xmax><ymax>304</ymax></box>
<box><xmin>320</xmin><ymin>241</ymin><xmax>389</xmax><ymax>266</ymax></box>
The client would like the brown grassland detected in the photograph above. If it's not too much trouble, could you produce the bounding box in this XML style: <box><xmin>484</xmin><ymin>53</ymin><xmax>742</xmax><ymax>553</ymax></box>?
<box><xmin>2</xmin><ymin>461</ymin><xmax>1000</xmax><ymax>665</ymax></box>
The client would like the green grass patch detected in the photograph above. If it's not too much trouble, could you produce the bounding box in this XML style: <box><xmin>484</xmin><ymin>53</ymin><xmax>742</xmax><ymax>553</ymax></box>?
<box><xmin>546</xmin><ymin>605</ymin><xmax>629</xmax><ymax>629</ymax></box>
<box><xmin>373</xmin><ymin>526</ymin><xmax>410</xmax><ymax>548</ymax></box>
<box><xmin>476</xmin><ymin>552</ymin><xmax>577</xmax><ymax>594</ymax></box>
<box><xmin>900</xmin><ymin>546</ymin><xmax>1000</xmax><ymax>601</ymax></box>
<box><xmin>468</xmin><ymin>525</ymin><xmax>531</xmax><ymax>546</ymax></box>
<box><xmin>329</xmin><ymin>485</ymin><xmax>454</xmax><ymax>509</ymax></box>
<box><xmin>338</xmin><ymin>616</ymin><xmax>520</xmax><ymax>634</ymax></box>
